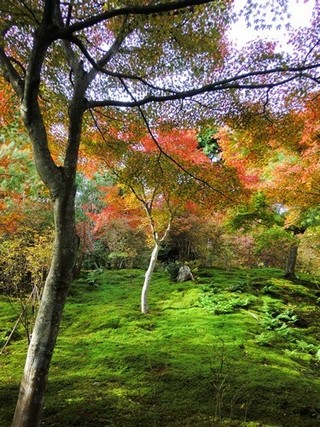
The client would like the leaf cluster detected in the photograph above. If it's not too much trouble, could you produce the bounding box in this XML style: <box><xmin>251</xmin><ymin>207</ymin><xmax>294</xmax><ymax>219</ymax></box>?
<box><xmin>228</xmin><ymin>192</ymin><xmax>284</xmax><ymax>232</ymax></box>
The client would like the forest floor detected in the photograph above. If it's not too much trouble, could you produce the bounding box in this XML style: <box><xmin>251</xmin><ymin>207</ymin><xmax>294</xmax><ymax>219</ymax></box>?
<box><xmin>0</xmin><ymin>267</ymin><xmax>320</xmax><ymax>426</ymax></box>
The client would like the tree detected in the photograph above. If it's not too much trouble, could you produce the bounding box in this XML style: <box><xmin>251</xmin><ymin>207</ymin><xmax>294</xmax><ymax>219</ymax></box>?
<box><xmin>97</xmin><ymin>128</ymin><xmax>228</xmax><ymax>313</ymax></box>
<box><xmin>263</xmin><ymin>95</ymin><xmax>320</xmax><ymax>210</ymax></box>
<box><xmin>73</xmin><ymin>171</ymin><xmax>114</xmax><ymax>274</ymax></box>
<box><xmin>0</xmin><ymin>127</ymin><xmax>51</xmax><ymax>233</ymax></box>
<box><xmin>0</xmin><ymin>226</ymin><xmax>53</xmax><ymax>345</ymax></box>
<box><xmin>91</xmin><ymin>184</ymin><xmax>148</xmax><ymax>269</ymax></box>
<box><xmin>218</xmin><ymin>99</ymin><xmax>320</xmax><ymax>277</ymax></box>
<box><xmin>227</xmin><ymin>190</ymin><xmax>308</xmax><ymax>276</ymax></box>
<box><xmin>261</xmin><ymin>95</ymin><xmax>320</xmax><ymax>277</ymax></box>
<box><xmin>0</xmin><ymin>1</ymin><xmax>319</xmax><ymax>425</ymax></box>
<box><xmin>165</xmin><ymin>209</ymin><xmax>227</xmax><ymax>265</ymax></box>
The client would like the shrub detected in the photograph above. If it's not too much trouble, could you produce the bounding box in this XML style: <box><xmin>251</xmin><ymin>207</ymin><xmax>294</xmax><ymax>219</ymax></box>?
<box><xmin>0</xmin><ymin>227</ymin><xmax>53</xmax><ymax>296</ymax></box>
<box><xmin>166</xmin><ymin>262</ymin><xmax>182</xmax><ymax>281</ymax></box>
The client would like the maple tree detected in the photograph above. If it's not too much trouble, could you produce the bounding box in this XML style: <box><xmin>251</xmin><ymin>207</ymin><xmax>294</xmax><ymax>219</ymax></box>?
<box><xmin>73</xmin><ymin>171</ymin><xmax>113</xmax><ymax>274</ymax></box>
<box><xmin>165</xmin><ymin>209</ymin><xmax>225</xmax><ymax>264</ymax></box>
<box><xmin>0</xmin><ymin>1</ymin><xmax>319</xmax><ymax>425</ymax></box>
<box><xmin>260</xmin><ymin>101</ymin><xmax>320</xmax><ymax>277</ymax></box>
<box><xmin>95</xmin><ymin>128</ymin><xmax>232</xmax><ymax>313</ymax></box>
<box><xmin>262</xmin><ymin>96</ymin><xmax>320</xmax><ymax>210</ymax></box>
<box><xmin>0</xmin><ymin>131</ymin><xmax>51</xmax><ymax>233</ymax></box>
<box><xmin>216</xmin><ymin>88</ymin><xmax>320</xmax><ymax>277</ymax></box>
<box><xmin>90</xmin><ymin>183</ymin><xmax>147</xmax><ymax>269</ymax></box>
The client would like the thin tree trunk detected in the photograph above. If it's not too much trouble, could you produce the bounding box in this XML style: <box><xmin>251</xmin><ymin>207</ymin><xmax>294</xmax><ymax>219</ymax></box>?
<box><xmin>285</xmin><ymin>244</ymin><xmax>298</xmax><ymax>279</ymax></box>
<box><xmin>12</xmin><ymin>185</ymin><xmax>78</xmax><ymax>427</ymax></box>
<box><xmin>140</xmin><ymin>214</ymin><xmax>171</xmax><ymax>315</ymax></box>
<box><xmin>141</xmin><ymin>242</ymin><xmax>160</xmax><ymax>314</ymax></box>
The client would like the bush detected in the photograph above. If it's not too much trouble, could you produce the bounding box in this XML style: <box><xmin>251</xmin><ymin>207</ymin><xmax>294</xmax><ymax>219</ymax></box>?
<box><xmin>166</xmin><ymin>262</ymin><xmax>182</xmax><ymax>281</ymax></box>
<box><xmin>0</xmin><ymin>227</ymin><xmax>53</xmax><ymax>296</ymax></box>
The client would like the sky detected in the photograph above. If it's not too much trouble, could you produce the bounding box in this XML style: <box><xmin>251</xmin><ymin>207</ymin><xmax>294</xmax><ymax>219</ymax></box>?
<box><xmin>228</xmin><ymin>0</ymin><xmax>315</xmax><ymax>50</ymax></box>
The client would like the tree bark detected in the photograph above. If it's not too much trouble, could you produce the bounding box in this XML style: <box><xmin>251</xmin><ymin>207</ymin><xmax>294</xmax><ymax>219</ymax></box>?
<box><xmin>285</xmin><ymin>244</ymin><xmax>298</xmax><ymax>279</ymax></box>
<box><xmin>12</xmin><ymin>182</ymin><xmax>78</xmax><ymax>427</ymax></box>
<box><xmin>141</xmin><ymin>242</ymin><xmax>160</xmax><ymax>314</ymax></box>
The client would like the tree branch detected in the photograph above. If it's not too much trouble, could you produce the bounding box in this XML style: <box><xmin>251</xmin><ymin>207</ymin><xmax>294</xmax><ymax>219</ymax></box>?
<box><xmin>69</xmin><ymin>33</ymin><xmax>177</xmax><ymax>94</ymax></box>
<box><xmin>0</xmin><ymin>47</ymin><xmax>24</xmax><ymax>97</ymax></box>
<box><xmin>43</xmin><ymin>0</ymin><xmax>59</xmax><ymax>25</ymax></box>
<box><xmin>19</xmin><ymin>0</ymin><xmax>41</xmax><ymax>25</ymax></box>
<box><xmin>86</xmin><ymin>64</ymin><xmax>320</xmax><ymax>109</ymax></box>
<box><xmin>56</xmin><ymin>0</ymin><xmax>214</xmax><ymax>38</ymax></box>
<box><xmin>118</xmin><ymin>77</ymin><xmax>227</xmax><ymax>198</ymax></box>
<box><xmin>87</xmin><ymin>18</ymin><xmax>130</xmax><ymax>84</ymax></box>
<box><xmin>159</xmin><ymin>214</ymin><xmax>172</xmax><ymax>243</ymax></box>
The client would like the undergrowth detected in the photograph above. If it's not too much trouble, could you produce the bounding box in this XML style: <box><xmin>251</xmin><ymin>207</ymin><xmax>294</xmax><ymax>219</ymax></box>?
<box><xmin>0</xmin><ymin>267</ymin><xmax>319</xmax><ymax>426</ymax></box>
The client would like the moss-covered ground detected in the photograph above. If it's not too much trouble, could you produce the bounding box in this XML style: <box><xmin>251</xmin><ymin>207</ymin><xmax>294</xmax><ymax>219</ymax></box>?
<box><xmin>1</xmin><ymin>267</ymin><xmax>320</xmax><ymax>426</ymax></box>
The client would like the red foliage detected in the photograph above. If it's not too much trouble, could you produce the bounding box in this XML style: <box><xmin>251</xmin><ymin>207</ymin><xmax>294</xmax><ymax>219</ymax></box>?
<box><xmin>139</xmin><ymin>129</ymin><xmax>210</xmax><ymax>165</ymax></box>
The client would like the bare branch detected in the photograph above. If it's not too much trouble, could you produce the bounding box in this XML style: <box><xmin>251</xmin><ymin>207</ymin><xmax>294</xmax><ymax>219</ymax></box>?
<box><xmin>107</xmin><ymin>70</ymin><xmax>178</xmax><ymax>94</ymax></box>
<box><xmin>92</xmin><ymin>108</ymin><xmax>123</xmax><ymax>123</ymax></box>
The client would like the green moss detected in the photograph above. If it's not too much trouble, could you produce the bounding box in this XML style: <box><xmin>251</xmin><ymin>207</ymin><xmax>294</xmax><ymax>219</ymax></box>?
<box><xmin>1</xmin><ymin>268</ymin><xmax>320</xmax><ymax>426</ymax></box>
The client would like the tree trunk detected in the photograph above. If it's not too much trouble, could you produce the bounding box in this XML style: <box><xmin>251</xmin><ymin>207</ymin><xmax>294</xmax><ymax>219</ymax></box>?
<box><xmin>12</xmin><ymin>183</ymin><xmax>78</xmax><ymax>427</ymax></box>
<box><xmin>285</xmin><ymin>244</ymin><xmax>298</xmax><ymax>279</ymax></box>
<box><xmin>141</xmin><ymin>242</ymin><xmax>160</xmax><ymax>314</ymax></box>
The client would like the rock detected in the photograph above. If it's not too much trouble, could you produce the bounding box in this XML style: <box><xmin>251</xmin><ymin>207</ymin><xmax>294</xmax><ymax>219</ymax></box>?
<box><xmin>176</xmin><ymin>265</ymin><xmax>194</xmax><ymax>283</ymax></box>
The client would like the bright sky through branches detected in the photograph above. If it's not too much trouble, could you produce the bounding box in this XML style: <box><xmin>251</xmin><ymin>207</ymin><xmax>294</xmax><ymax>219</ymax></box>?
<box><xmin>228</xmin><ymin>0</ymin><xmax>315</xmax><ymax>51</ymax></box>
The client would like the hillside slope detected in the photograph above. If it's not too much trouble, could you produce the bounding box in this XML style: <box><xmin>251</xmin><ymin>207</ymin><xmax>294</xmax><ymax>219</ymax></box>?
<box><xmin>1</xmin><ymin>267</ymin><xmax>319</xmax><ymax>426</ymax></box>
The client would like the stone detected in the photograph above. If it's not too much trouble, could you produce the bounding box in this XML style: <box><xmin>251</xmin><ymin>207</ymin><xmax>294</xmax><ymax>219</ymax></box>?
<box><xmin>176</xmin><ymin>265</ymin><xmax>194</xmax><ymax>282</ymax></box>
